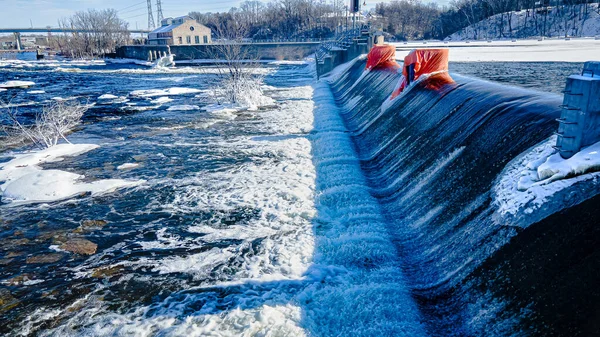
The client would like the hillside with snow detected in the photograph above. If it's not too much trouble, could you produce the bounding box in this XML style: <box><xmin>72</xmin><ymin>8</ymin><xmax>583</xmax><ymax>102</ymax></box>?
<box><xmin>447</xmin><ymin>3</ymin><xmax>600</xmax><ymax>41</ymax></box>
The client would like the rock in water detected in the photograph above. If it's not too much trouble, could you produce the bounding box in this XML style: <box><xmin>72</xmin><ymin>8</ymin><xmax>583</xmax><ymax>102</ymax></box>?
<box><xmin>0</xmin><ymin>289</ymin><xmax>19</xmax><ymax>313</ymax></box>
<box><xmin>74</xmin><ymin>220</ymin><xmax>107</xmax><ymax>233</ymax></box>
<box><xmin>60</xmin><ymin>238</ymin><xmax>97</xmax><ymax>255</ymax></box>
<box><xmin>26</xmin><ymin>253</ymin><xmax>64</xmax><ymax>264</ymax></box>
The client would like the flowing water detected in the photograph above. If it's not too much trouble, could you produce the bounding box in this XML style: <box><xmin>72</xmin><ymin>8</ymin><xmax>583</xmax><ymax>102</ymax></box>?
<box><xmin>1</xmin><ymin>57</ymin><xmax>599</xmax><ymax>336</ymax></box>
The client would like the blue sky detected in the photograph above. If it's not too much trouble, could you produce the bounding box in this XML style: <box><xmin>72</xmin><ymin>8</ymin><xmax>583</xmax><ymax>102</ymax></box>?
<box><xmin>2</xmin><ymin>0</ymin><xmax>451</xmax><ymax>29</ymax></box>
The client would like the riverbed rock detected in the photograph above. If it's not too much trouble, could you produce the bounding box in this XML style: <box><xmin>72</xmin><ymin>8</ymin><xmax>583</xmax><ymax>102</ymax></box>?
<box><xmin>5</xmin><ymin>274</ymin><xmax>33</xmax><ymax>286</ymax></box>
<box><xmin>74</xmin><ymin>220</ymin><xmax>107</xmax><ymax>234</ymax></box>
<box><xmin>91</xmin><ymin>265</ymin><xmax>124</xmax><ymax>278</ymax></box>
<box><xmin>26</xmin><ymin>253</ymin><xmax>64</xmax><ymax>264</ymax></box>
<box><xmin>0</xmin><ymin>258</ymin><xmax>14</xmax><ymax>266</ymax></box>
<box><xmin>0</xmin><ymin>288</ymin><xmax>19</xmax><ymax>313</ymax></box>
<box><xmin>60</xmin><ymin>238</ymin><xmax>97</xmax><ymax>255</ymax></box>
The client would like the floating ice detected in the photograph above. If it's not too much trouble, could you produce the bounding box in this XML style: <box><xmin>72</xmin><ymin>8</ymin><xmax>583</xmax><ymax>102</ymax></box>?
<box><xmin>98</xmin><ymin>94</ymin><xmax>118</xmax><ymax>100</ymax></box>
<box><xmin>0</xmin><ymin>80</ymin><xmax>35</xmax><ymax>89</ymax></box>
<box><xmin>129</xmin><ymin>87</ymin><xmax>202</xmax><ymax>97</ymax></box>
<box><xmin>117</xmin><ymin>163</ymin><xmax>139</xmax><ymax>170</ymax></box>
<box><xmin>0</xmin><ymin>144</ymin><xmax>143</xmax><ymax>204</ymax></box>
<box><xmin>150</xmin><ymin>96</ymin><xmax>174</xmax><ymax>104</ymax></box>
<box><xmin>167</xmin><ymin>105</ymin><xmax>200</xmax><ymax>111</ymax></box>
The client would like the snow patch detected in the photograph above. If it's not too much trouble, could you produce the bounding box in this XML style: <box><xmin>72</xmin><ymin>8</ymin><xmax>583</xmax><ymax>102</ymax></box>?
<box><xmin>117</xmin><ymin>163</ymin><xmax>139</xmax><ymax>170</ymax></box>
<box><xmin>130</xmin><ymin>87</ymin><xmax>202</xmax><ymax>97</ymax></box>
<box><xmin>167</xmin><ymin>105</ymin><xmax>200</xmax><ymax>111</ymax></box>
<box><xmin>0</xmin><ymin>80</ymin><xmax>35</xmax><ymax>89</ymax></box>
<box><xmin>0</xmin><ymin>144</ymin><xmax>143</xmax><ymax>204</ymax></box>
<box><xmin>494</xmin><ymin>136</ymin><xmax>600</xmax><ymax>216</ymax></box>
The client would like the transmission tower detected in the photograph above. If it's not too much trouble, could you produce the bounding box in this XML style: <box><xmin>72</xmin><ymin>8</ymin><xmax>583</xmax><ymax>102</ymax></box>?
<box><xmin>156</xmin><ymin>0</ymin><xmax>164</xmax><ymax>24</ymax></box>
<box><xmin>147</xmin><ymin>0</ymin><xmax>156</xmax><ymax>29</ymax></box>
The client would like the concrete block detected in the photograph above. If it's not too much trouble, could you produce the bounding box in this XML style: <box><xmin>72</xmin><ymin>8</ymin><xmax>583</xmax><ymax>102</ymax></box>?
<box><xmin>556</xmin><ymin>69</ymin><xmax>600</xmax><ymax>158</ymax></box>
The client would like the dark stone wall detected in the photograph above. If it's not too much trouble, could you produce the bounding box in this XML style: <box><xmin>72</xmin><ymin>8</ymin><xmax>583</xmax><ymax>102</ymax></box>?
<box><xmin>116</xmin><ymin>42</ymin><xmax>320</xmax><ymax>61</ymax></box>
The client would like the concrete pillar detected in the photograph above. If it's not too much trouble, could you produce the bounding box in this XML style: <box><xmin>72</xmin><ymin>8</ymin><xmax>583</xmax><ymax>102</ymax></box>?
<box><xmin>555</xmin><ymin>61</ymin><xmax>600</xmax><ymax>158</ymax></box>
<box><xmin>13</xmin><ymin>32</ymin><xmax>22</xmax><ymax>51</ymax></box>
<box><xmin>149</xmin><ymin>50</ymin><xmax>153</xmax><ymax>61</ymax></box>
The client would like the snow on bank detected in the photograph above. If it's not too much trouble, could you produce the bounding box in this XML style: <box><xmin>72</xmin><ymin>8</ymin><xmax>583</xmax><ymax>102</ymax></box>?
<box><xmin>493</xmin><ymin>136</ymin><xmax>600</xmax><ymax>217</ymax></box>
<box><xmin>0</xmin><ymin>144</ymin><xmax>143</xmax><ymax>204</ymax></box>
<box><xmin>392</xmin><ymin>38</ymin><xmax>600</xmax><ymax>62</ymax></box>
<box><xmin>447</xmin><ymin>3</ymin><xmax>600</xmax><ymax>41</ymax></box>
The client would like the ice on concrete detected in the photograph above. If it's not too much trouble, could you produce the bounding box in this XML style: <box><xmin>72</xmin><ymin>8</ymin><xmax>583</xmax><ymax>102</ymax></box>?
<box><xmin>0</xmin><ymin>80</ymin><xmax>35</xmax><ymax>89</ymax></box>
<box><xmin>0</xmin><ymin>144</ymin><xmax>143</xmax><ymax>204</ymax></box>
<box><xmin>537</xmin><ymin>140</ymin><xmax>600</xmax><ymax>183</ymax></box>
<box><xmin>493</xmin><ymin>136</ymin><xmax>600</xmax><ymax>216</ymax></box>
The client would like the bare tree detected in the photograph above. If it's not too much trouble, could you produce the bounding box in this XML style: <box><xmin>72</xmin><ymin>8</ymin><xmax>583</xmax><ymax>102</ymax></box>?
<box><xmin>54</xmin><ymin>9</ymin><xmax>129</xmax><ymax>58</ymax></box>
<box><xmin>2</xmin><ymin>101</ymin><xmax>87</xmax><ymax>149</ymax></box>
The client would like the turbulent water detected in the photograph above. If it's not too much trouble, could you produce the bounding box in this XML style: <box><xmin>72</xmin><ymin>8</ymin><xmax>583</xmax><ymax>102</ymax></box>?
<box><xmin>1</xmin><ymin>56</ymin><xmax>599</xmax><ymax>337</ymax></box>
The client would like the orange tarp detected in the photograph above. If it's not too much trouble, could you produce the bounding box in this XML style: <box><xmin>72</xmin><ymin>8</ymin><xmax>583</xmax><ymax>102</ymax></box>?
<box><xmin>365</xmin><ymin>45</ymin><xmax>400</xmax><ymax>71</ymax></box>
<box><xmin>391</xmin><ymin>49</ymin><xmax>453</xmax><ymax>99</ymax></box>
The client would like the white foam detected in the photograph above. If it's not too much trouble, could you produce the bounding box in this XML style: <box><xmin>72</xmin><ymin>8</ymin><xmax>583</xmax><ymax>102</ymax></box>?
<box><xmin>28</xmin><ymin>90</ymin><xmax>46</xmax><ymax>94</ymax></box>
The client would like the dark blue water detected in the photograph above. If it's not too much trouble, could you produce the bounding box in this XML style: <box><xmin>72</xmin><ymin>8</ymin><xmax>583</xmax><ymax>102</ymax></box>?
<box><xmin>327</xmin><ymin>59</ymin><xmax>600</xmax><ymax>336</ymax></box>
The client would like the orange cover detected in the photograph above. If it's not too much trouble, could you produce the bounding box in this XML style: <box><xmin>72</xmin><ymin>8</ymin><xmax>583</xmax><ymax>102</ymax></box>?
<box><xmin>365</xmin><ymin>45</ymin><xmax>400</xmax><ymax>71</ymax></box>
<box><xmin>391</xmin><ymin>49</ymin><xmax>453</xmax><ymax>99</ymax></box>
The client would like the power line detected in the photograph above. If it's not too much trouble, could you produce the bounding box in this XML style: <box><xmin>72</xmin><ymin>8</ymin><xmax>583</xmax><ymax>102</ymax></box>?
<box><xmin>119</xmin><ymin>5</ymin><xmax>147</xmax><ymax>15</ymax></box>
<box><xmin>117</xmin><ymin>1</ymin><xmax>147</xmax><ymax>12</ymax></box>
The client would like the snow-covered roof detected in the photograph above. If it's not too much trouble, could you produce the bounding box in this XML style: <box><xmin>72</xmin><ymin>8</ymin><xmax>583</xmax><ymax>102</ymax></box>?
<box><xmin>151</xmin><ymin>22</ymin><xmax>183</xmax><ymax>34</ymax></box>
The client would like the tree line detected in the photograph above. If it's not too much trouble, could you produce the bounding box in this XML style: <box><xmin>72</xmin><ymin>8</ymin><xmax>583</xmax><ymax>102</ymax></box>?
<box><xmin>189</xmin><ymin>0</ymin><xmax>600</xmax><ymax>41</ymax></box>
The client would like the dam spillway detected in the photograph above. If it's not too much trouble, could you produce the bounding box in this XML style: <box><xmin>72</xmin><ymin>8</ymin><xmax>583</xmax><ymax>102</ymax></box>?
<box><xmin>319</xmin><ymin>58</ymin><xmax>600</xmax><ymax>336</ymax></box>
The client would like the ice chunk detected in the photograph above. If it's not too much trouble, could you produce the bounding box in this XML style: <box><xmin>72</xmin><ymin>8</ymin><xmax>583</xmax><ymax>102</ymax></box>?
<box><xmin>150</xmin><ymin>96</ymin><xmax>173</xmax><ymax>104</ymax></box>
<box><xmin>0</xmin><ymin>80</ymin><xmax>35</xmax><ymax>89</ymax></box>
<box><xmin>537</xmin><ymin>140</ymin><xmax>600</xmax><ymax>183</ymax></box>
<box><xmin>129</xmin><ymin>87</ymin><xmax>202</xmax><ymax>97</ymax></box>
<box><xmin>167</xmin><ymin>105</ymin><xmax>200</xmax><ymax>111</ymax></box>
<box><xmin>98</xmin><ymin>94</ymin><xmax>118</xmax><ymax>100</ymax></box>
<box><xmin>0</xmin><ymin>144</ymin><xmax>143</xmax><ymax>204</ymax></box>
<box><xmin>117</xmin><ymin>163</ymin><xmax>139</xmax><ymax>170</ymax></box>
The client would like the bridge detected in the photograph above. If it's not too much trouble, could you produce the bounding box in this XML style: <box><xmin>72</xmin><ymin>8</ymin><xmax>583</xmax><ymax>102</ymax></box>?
<box><xmin>0</xmin><ymin>28</ymin><xmax>150</xmax><ymax>50</ymax></box>
<box><xmin>0</xmin><ymin>28</ymin><xmax>150</xmax><ymax>34</ymax></box>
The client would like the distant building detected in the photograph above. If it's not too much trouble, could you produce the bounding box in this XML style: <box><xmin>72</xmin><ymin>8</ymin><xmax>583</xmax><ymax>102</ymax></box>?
<box><xmin>147</xmin><ymin>16</ymin><xmax>212</xmax><ymax>46</ymax></box>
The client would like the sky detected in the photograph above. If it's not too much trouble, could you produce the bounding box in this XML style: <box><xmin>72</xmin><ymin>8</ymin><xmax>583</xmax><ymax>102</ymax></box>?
<box><xmin>2</xmin><ymin>0</ymin><xmax>450</xmax><ymax>30</ymax></box>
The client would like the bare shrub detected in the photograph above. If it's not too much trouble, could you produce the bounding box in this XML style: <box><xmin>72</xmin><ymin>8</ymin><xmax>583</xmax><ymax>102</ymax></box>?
<box><xmin>200</xmin><ymin>21</ymin><xmax>268</xmax><ymax>107</ymax></box>
<box><xmin>1</xmin><ymin>100</ymin><xmax>87</xmax><ymax>149</ymax></box>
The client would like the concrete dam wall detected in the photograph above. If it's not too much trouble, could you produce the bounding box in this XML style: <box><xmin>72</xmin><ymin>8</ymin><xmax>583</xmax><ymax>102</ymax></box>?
<box><xmin>319</xmin><ymin>58</ymin><xmax>600</xmax><ymax>336</ymax></box>
<box><xmin>116</xmin><ymin>42</ymin><xmax>320</xmax><ymax>61</ymax></box>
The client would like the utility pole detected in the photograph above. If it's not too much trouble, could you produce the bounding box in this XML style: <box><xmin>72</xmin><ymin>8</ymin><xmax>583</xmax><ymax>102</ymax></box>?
<box><xmin>156</xmin><ymin>0</ymin><xmax>164</xmax><ymax>24</ymax></box>
<box><xmin>147</xmin><ymin>0</ymin><xmax>156</xmax><ymax>30</ymax></box>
